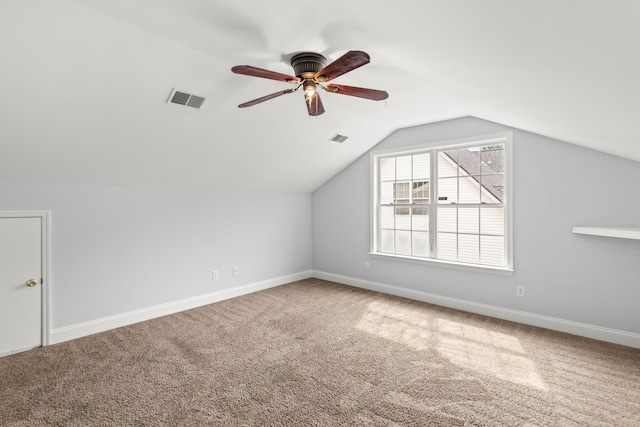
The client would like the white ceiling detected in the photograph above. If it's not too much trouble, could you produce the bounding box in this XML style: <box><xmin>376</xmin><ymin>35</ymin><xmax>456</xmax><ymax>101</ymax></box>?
<box><xmin>1</xmin><ymin>0</ymin><xmax>639</xmax><ymax>193</ymax></box>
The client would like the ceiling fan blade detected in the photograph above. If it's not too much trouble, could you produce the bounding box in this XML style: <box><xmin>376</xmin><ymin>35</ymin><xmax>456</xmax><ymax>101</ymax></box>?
<box><xmin>238</xmin><ymin>88</ymin><xmax>298</xmax><ymax>108</ymax></box>
<box><xmin>232</xmin><ymin>65</ymin><xmax>301</xmax><ymax>84</ymax></box>
<box><xmin>306</xmin><ymin>92</ymin><xmax>325</xmax><ymax>116</ymax></box>
<box><xmin>324</xmin><ymin>84</ymin><xmax>389</xmax><ymax>101</ymax></box>
<box><xmin>314</xmin><ymin>51</ymin><xmax>370</xmax><ymax>82</ymax></box>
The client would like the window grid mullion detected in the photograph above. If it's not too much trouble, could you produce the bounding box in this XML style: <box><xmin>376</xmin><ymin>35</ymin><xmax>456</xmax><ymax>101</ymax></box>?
<box><xmin>409</xmin><ymin>155</ymin><xmax>414</xmax><ymax>256</ymax></box>
<box><xmin>430</xmin><ymin>149</ymin><xmax>437</xmax><ymax>257</ymax></box>
<box><xmin>456</xmin><ymin>153</ymin><xmax>460</xmax><ymax>262</ymax></box>
<box><xmin>393</xmin><ymin>159</ymin><xmax>397</xmax><ymax>253</ymax></box>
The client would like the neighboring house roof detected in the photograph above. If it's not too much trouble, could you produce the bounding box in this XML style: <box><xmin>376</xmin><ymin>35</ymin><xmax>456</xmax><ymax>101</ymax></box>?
<box><xmin>444</xmin><ymin>147</ymin><xmax>505</xmax><ymax>202</ymax></box>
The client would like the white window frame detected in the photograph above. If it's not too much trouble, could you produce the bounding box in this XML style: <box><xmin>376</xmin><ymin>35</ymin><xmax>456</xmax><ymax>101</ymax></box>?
<box><xmin>369</xmin><ymin>132</ymin><xmax>514</xmax><ymax>274</ymax></box>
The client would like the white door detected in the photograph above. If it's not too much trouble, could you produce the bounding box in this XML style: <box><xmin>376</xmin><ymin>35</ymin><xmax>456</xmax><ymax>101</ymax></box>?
<box><xmin>0</xmin><ymin>217</ymin><xmax>42</xmax><ymax>357</ymax></box>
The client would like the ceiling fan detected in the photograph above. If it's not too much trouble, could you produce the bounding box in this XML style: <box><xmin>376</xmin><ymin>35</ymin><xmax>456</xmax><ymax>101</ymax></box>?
<box><xmin>231</xmin><ymin>50</ymin><xmax>389</xmax><ymax>116</ymax></box>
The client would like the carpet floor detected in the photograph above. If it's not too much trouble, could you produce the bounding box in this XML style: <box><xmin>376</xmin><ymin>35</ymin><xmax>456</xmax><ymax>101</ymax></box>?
<box><xmin>1</xmin><ymin>278</ymin><xmax>639</xmax><ymax>426</ymax></box>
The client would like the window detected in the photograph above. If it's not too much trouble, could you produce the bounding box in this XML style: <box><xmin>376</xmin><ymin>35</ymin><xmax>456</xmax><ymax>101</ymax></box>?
<box><xmin>370</xmin><ymin>132</ymin><xmax>513</xmax><ymax>272</ymax></box>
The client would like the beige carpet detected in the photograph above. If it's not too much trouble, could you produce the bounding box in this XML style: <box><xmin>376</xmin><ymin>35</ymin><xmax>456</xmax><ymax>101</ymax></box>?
<box><xmin>1</xmin><ymin>278</ymin><xmax>639</xmax><ymax>426</ymax></box>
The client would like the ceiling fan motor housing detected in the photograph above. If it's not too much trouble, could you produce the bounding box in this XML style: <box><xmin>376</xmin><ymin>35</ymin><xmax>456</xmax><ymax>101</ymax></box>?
<box><xmin>291</xmin><ymin>52</ymin><xmax>327</xmax><ymax>78</ymax></box>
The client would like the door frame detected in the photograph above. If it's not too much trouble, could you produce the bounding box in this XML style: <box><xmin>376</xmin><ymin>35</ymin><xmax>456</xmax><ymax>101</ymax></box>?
<box><xmin>0</xmin><ymin>210</ymin><xmax>51</xmax><ymax>347</ymax></box>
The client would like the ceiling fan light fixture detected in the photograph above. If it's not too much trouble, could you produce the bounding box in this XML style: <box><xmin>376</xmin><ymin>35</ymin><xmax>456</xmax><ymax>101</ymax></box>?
<box><xmin>303</xmin><ymin>81</ymin><xmax>316</xmax><ymax>105</ymax></box>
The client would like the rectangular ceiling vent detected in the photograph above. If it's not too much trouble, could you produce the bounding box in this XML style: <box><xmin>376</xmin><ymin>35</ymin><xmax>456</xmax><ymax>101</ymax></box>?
<box><xmin>330</xmin><ymin>134</ymin><xmax>349</xmax><ymax>143</ymax></box>
<box><xmin>167</xmin><ymin>88</ymin><xmax>205</xmax><ymax>109</ymax></box>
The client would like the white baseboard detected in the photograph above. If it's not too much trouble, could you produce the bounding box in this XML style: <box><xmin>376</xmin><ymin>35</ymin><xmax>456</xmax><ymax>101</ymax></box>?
<box><xmin>312</xmin><ymin>270</ymin><xmax>640</xmax><ymax>349</ymax></box>
<box><xmin>50</xmin><ymin>270</ymin><xmax>312</xmax><ymax>345</ymax></box>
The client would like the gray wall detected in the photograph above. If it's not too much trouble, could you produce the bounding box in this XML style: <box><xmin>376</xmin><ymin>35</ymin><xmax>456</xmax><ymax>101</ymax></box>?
<box><xmin>0</xmin><ymin>181</ymin><xmax>312</xmax><ymax>329</ymax></box>
<box><xmin>3</xmin><ymin>116</ymin><xmax>639</xmax><ymax>337</ymax></box>
<box><xmin>312</xmin><ymin>117</ymin><xmax>640</xmax><ymax>334</ymax></box>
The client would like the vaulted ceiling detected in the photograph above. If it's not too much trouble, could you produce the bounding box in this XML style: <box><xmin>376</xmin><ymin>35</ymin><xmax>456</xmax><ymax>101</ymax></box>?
<box><xmin>1</xmin><ymin>1</ymin><xmax>639</xmax><ymax>192</ymax></box>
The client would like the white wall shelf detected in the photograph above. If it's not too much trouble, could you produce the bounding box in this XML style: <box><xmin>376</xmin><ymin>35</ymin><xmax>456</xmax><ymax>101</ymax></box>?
<box><xmin>572</xmin><ymin>227</ymin><xmax>640</xmax><ymax>240</ymax></box>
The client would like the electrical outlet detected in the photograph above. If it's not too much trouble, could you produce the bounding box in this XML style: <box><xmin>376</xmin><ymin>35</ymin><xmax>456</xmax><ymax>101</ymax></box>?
<box><xmin>232</xmin><ymin>266</ymin><xmax>239</xmax><ymax>276</ymax></box>
<box><xmin>516</xmin><ymin>285</ymin><xmax>526</xmax><ymax>298</ymax></box>
<box><xmin>364</xmin><ymin>262</ymin><xmax>370</xmax><ymax>270</ymax></box>
<box><xmin>212</xmin><ymin>271</ymin><xmax>219</xmax><ymax>280</ymax></box>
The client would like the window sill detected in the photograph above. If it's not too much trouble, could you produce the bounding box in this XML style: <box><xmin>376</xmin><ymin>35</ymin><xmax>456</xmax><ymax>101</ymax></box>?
<box><xmin>368</xmin><ymin>252</ymin><xmax>514</xmax><ymax>275</ymax></box>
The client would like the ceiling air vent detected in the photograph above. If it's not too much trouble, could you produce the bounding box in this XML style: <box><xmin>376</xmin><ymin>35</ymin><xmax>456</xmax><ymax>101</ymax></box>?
<box><xmin>330</xmin><ymin>134</ymin><xmax>349</xmax><ymax>143</ymax></box>
<box><xmin>167</xmin><ymin>88</ymin><xmax>205</xmax><ymax>109</ymax></box>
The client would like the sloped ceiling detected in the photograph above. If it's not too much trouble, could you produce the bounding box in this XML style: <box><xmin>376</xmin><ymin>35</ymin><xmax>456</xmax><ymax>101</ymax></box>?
<box><xmin>1</xmin><ymin>0</ymin><xmax>639</xmax><ymax>193</ymax></box>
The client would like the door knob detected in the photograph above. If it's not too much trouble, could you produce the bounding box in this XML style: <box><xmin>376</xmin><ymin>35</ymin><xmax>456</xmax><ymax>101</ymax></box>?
<box><xmin>26</xmin><ymin>279</ymin><xmax>38</xmax><ymax>287</ymax></box>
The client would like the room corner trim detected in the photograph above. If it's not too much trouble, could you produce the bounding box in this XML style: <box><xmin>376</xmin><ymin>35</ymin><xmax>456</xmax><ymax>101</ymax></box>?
<box><xmin>50</xmin><ymin>270</ymin><xmax>313</xmax><ymax>345</ymax></box>
<box><xmin>312</xmin><ymin>270</ymin><xmax>640</xmax><ymax>349</ymax></box>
